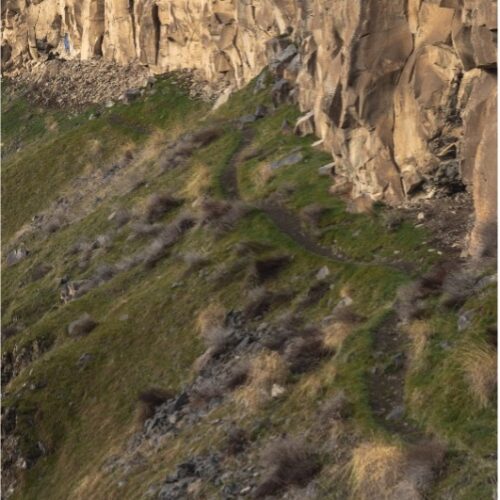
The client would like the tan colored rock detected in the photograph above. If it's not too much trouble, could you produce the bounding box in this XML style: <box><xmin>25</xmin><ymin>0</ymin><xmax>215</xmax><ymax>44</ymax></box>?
<box><xmin>1</xmin><ymin>0</ymin><xmax>497</xmax><ymax>255</ymax></box>
<box><xmin>460</xmin><ymin>69</ymin><xmax>497</xmax><ymax>257</ymax></box>
<box><xmin>294</xmin><ymin>111</ymin><xmax>315</xmax><ymax>137</ymax></box>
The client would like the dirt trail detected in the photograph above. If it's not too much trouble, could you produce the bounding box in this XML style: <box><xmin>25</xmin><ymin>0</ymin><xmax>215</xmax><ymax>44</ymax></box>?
<box><xmin>221</xmin><ymin>125</ymin><xmax>427</xmax><ymax>445</ymax></box>
<box><xmin>368</xmin><ymin>314</ymin><xmax>423</xmax><ymax>442</ymax></box>
<box><xmin>221</xmin><ymin>125</ymin><xmax>413</xmax><ymax>273</ymax></box>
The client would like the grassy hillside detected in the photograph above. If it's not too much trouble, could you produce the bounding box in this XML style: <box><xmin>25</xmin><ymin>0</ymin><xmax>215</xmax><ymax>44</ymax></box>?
<box><xmin>1</xmin><ymin>73</ymin><xmax>496</xmax><ymax>499</ymax></box>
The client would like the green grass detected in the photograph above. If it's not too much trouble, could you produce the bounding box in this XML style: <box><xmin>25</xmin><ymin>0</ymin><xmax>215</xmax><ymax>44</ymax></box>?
<box><xmin>2</xmin><ymin>74</ymin><xmax>496</xmax><ymax>500</ymax></box>
<box><xmin>1</xmin><ymin>78</ymin><xmax>208</xmax><ymax>240</ymax></box>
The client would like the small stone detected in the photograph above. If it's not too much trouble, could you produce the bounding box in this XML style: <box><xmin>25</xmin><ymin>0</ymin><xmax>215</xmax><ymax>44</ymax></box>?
<box><xmin>270</xmin><ymin>151</ymin><xmax>304</xmax><ymax>169</ymax></box>
<box><xmin>6</xmin><ymin>247</ymin><xmax>28</xmax><ymax>267</ymax></box>
<box><xmin>271</xmin><ymin>384</ymin><xmax>285</xmax><ymax>398</ymax></box>
<box><xmin>240</xmin><ymin>486</ymin><xmax>252</xmax><ymax>494</ymax></box>
<box><xmin>239</xmin><ymin>114</ymin><xmax>256</xmax><ymax>124</ymax></box>
<box><xmin>386</xmin><ymin>405</ymin><xmax>405</xmax><ymax>421</ymax></box>
<box><xmin>76</xmin><ymin>352</ymin><xmax>94</xmax><ymax>369</ymax></box>
<box><xmin>417</xmin><ymin>212</ymin><xmax>425</xmax><ymax>221</ymax></box>
<box><xmin>316</xmin><ymin>266</ymin><xmax>330</xmax><ymax>280</ymax></box>
<box><xmin>458</xmin><ymin>310</ymin><xmax>474</xmax><ymax>332</ymax></box>
<box><xmin>318</xmin><ymin>162</ymin><xmax>335</xmax><ymax>176</ymax></box>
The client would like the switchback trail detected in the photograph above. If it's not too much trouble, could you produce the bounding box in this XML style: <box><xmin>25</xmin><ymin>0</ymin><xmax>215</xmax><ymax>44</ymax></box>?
<box><xmin>368</xmin><ymin>314</ymin><xmax>424</xmax><ymax>442</ymax></box>
<box><xmin>221</xmin><ymin>125</ymin><xmax>427</xmax><ymax>445</ymax></box>
<box><xmin>221</xmin><ymin>124</ymin><xmax>415</xmax><ymax>274</ymax></box>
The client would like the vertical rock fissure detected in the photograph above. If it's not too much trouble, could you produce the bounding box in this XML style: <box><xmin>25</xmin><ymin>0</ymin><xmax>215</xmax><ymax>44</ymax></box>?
<box><xmin>152</xmin><ymin>3</ymin><xmax>160</xmax><ymax>65</ymax></box>
<box><xmin>129</xmin><ymin>0</ymin><xmax>137</xmax><ymax>52</ymax></box>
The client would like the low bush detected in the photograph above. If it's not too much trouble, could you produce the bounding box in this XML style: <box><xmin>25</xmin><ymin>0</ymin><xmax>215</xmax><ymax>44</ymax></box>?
<box><xmin>254</xmin><ymin>436</ymin><xmax>321</xmax><ymax>497</ymax></box>
<box><xmin>137</xmin><ymin>388</ymin><xmax>174</xmax><ymax>424</ymax></box>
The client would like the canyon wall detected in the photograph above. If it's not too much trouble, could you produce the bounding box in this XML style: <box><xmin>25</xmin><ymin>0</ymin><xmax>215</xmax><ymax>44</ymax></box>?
<box><xmin>2</xmin><ymin>0</ymin><xmax>497</xmax><ymax>256</ymax></box>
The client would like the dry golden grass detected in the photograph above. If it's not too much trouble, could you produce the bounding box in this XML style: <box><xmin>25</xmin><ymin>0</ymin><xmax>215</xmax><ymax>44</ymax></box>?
<box><xmin>323</xmin><ymin>321</ymin><xmax>353</xmax><ymax>352</ymax></box>
<box><xmin>182</xmin><ymin>161</ymin><xmax>211</xmax><ymax>200</ymax></box>
<box><xmin>350</xmin><ymin>442</ymin><xmax>407</xmax><ymax>500</ymax></box>
<box><xmin>234</xmin><ymin>352</ymin><xmax>288</xmax><ymax>409</ymax></box>
<box><xmin>256</xmin><ymin>162</ymin><xmax>275</xmax><ymax>187</ymax></box>
<box><xmin>405</xmin><ymin>320</ymin><xmax>433</xmax><ymax>361</ymax></box>
<box><xmin>459</xmin><ymin>341</ymin><xmax>497</xmax><ymax>408</ymax></box>
<box><xmin>349</xmin><ymin>440</ymin><xmax>445</xmax><ymax>500</ymax></box>
<box><xmin>196</xmin><ymin>303</ymin><xmax>226</xmax><ymax>337</ymax></box>
<box><xmin>293</xmin><ymin>361</ymin><xmax>337</xmax><ymax>405</ymax></box>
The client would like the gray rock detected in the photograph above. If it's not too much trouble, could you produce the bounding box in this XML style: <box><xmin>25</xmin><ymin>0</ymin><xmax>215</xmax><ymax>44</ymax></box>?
<box><xmin>458</xmin><ymin>310</ymin><xmax>474</xmax><ymax>332</ymax></box>
<box><xmin>123</xmin><ymin>88</ymin><xmax>141</xmax><ymax>103</ymax></box>
<box><xmin>316</xmin><ymin>266</ymin><xmax>330</xmax><ymax>280</ymax></box>
<box><xmin>271</xmin><ymin>78</ymin><xmax>292</xmax><ymax>106</ymax></box>
<box><xmin>68</xmin><ymin>313</ymin><xmax>98</xmax><ymax>337</ymax></box>
<box><xmin>270</xmin><ymin>151</ymin><xmax>304</xmax><ymax>170</ymax></box>
<box><xmin>76</xmin><ymin>352</ymin><xmax>94</xmax><ymax>369</ymax></box>
<box><xmin>239</xmin><ymin>114</ymin><xmax>256</xmax><ymax>124</ymax></box>
<box><xmin>318</xmin><ymin>162</ymin><xmax>335</xmax><ymax>177</ymax></box>
<box><xmin>476</xmin><ymin>273</ymin><xmax>497</xmax><ymax>291</ymax></box>
<box><xmin>275</xmin><ymin>43</ymin><xmax>298</xmax><ymax>64</ymax></box>
<box><xmin>386</xmin><ymin>405</ymin><xmax>405</xmax><ymax>421</ymax></box>
<box><xmin>254</xmin><ymin>104</ymin><xmax>268</xmax><ymax>119</ymax></box>
<box><xmin>6</xmin><ymin>248</ymin><xmax>28</xmax><ymax>267</ymax></box>
<box><xmin>253</xmin><ymin>71</ymin><xmax>268</xmax><ymax>94</ymax></box>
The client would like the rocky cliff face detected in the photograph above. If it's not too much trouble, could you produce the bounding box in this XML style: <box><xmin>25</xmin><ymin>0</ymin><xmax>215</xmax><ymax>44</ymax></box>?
<box><xmin>2</xmin><ymin>0</ymin><xmax>497</xmax><ymax>256</ymax></box>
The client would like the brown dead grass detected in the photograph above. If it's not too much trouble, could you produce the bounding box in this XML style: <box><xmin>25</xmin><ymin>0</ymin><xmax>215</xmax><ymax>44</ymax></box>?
<box><xmin>181</xmin><ymin>161</ymin><xmax>211</xmax><ymax>200</ymax></box>
<box><xmin>234</xmin><ymin>352</ymin><xmax>288</xmax><ymax>409</ymax></box>
<box><xmin>256</xmin><ymin>162</ymin><xmax>275</xmax><ymax>188</ymax></box>
<box><xmin>404</xmin><ymin>320</ymin><xmax>433</xmax><ymax>362</ymax></box>
<box><xmin>349</xmin><ymin>441</ymin><xmax>445</xmax><ymax>500</ymax></box>
<box><xmin>255</xmin><ymin>436</ymin><xmax>321</xmax><ymax>497</ymax></box>
<box><xmin>323</xmin><ymin>321</ymin><xmax>353</xmax><ymax>352</ymax></box>
<box><xmin>350</xmin><ymin>442</ymin><xmax>408</xmax><ymax>500</ymax></box>
<box><xmin>459</xmin><ymin>341</ymin><xmax>497</xmax><ymax>408</ymax></box>
<box><xmin>196</xmin><ymin>303</ymin><xmax>226</xmax><ymax>336</ymax></box>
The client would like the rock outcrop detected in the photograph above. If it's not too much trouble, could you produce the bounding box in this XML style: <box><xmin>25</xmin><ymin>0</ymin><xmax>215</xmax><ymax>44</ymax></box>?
<box><xmin>2</xmin><ymin>0</ymin><xmax>496</xmax><ymax>256</ymax></box>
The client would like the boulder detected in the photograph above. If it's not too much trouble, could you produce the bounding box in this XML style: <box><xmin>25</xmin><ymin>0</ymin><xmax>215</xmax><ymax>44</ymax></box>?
<box><xmin>270</xmin><ymin>151</ymin><xmax>304</xmax><ymax>170</ymax></box>
<box><xmin>6</xmin><ymin>248</ymin><xmax>28</xmax><ymax>267</ymax></box>
<box><xmin>68</xmin><ymin>314</ymin><xmax>98</xmax><ymax>337</ymax></box>
<box><xmin>318</xmin><ymin>162</ymin><xmax>334</xmax><ymax>177</ymax></box>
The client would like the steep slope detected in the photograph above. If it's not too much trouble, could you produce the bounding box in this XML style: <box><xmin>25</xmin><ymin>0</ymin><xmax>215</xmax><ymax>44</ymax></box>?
<box><xmin>1</xmin><ymin>71</ymin><xmax>496</xmax><ymax>499</ymax></box>
<box><xmin>2</xmin><ymin>0</ymin><xmax>497</xmax><ymax>257</ymax></box>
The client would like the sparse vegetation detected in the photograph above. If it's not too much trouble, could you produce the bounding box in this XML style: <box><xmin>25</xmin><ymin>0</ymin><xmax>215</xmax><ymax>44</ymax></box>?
<box><xmin>137</xmin><ymin>388</ymin><xmax>174</xmax><ymax>424</ymax></box>
<box><xmin>235</xmin><ymin>352</ymin><xmax>288</xmax><ymax>409</ymax></box>
<box><xmin>255</xmin><ymin>436</ymin><xmax>321</xmax><ymax>497</ymax></box>
<box><xmin>459</xmin><ymin>340</ymin><xmax>497</xmax><ymax>408</ymax></box>
<box><xmin>144</xmin><ymin>192</ymin><xmax>182</xmax><ymax>223</ymax></box>
<box><xmin>1</xmin><ymin>71</ymin><xmax>495</xmax><ymax>500</ymax></box>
